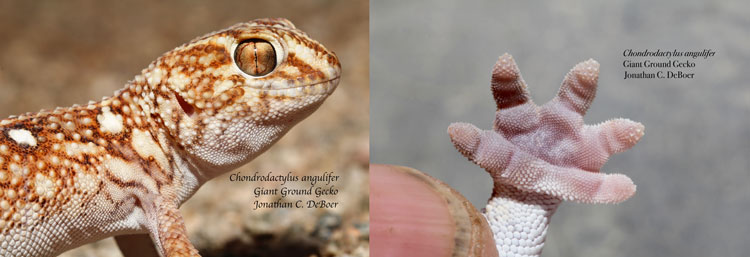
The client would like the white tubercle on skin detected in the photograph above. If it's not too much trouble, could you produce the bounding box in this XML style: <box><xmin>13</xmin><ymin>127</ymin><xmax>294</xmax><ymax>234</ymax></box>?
<box><xmin>97</xmin><ymin>108</ymin><xmax>124</xmax><ymax>134</ymax></box>
<box><xmin>8</xmin><ymin>129</ymin><xmax>37</xmax><ymax>147</ymax></box>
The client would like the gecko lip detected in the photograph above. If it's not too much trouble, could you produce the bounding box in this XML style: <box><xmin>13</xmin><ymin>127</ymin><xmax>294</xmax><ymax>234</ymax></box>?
<box><xmin>259</xmin><ymin>76</ymin><xmax>340</xmax><ymax>97</ymax></box>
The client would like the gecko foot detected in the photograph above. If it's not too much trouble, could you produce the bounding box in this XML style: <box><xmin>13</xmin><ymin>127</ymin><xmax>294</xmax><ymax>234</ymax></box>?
<box><xmin>448</xmin><ymin>53</ymin><xmax>644</xmax><ymax>204</ymax></box>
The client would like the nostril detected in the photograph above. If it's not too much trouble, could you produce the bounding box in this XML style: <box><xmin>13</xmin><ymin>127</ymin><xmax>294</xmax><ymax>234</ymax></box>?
<box><xmin>175</xmin><ymin>93</ymin><xmax>195</xmax><ymax>116</ymax></box>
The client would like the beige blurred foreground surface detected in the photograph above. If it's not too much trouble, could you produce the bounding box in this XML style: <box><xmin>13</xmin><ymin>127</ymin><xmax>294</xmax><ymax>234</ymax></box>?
<box><xmin>370</xmin><ymin>164</ymin><xmax>497</xmax><ymax>257</ymax></box>
<box><xmin>0</xmin><ymin>1</ymin><xmax>369</xmax><ymax>256</ymax></box>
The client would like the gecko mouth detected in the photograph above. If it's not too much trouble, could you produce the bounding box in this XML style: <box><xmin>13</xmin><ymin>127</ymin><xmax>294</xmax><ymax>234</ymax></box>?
<box><xmin>173</xmin><ymin>76</ymin><xmax>340</xmax><ymax>117</ymax></box>
<box><xmin>258</xmin><ymin>76</ymin><xmax>340</xmax><ymax>97</ymax></box>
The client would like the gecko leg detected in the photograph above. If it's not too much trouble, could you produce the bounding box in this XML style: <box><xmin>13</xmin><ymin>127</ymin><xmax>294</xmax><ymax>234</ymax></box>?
<box><xmin>146</xmin><ymin>198</ymin><xmax>200</xmax><ymax>257</ymax></box>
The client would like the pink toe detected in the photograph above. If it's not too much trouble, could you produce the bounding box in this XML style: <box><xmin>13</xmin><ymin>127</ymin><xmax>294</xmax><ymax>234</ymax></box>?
<box><xmin>448</xmin><ymin>123</ymin><xmax>481</xmax><ymax>159</ymax></box>
<box><xmin>592</xmin><ymin>173</ymin><xmax>636</xmax><ymax>204</ymax></box>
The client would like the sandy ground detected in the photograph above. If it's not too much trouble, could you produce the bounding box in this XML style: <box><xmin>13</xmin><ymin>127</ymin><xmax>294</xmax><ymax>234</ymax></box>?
<box><xmin>0</xmin><ymin>0</ymin><xmax>369</xmax><ymax>256</ymax></box>
<box><xmin>372</xmin><ymin>0</ymin><xmax>750</xmax><ymax>256</ymax></box>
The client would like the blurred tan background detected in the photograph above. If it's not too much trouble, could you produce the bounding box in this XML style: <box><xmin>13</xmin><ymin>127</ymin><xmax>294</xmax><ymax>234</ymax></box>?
<box><xmin>0</xmin><ymin>0</ymin><xmax>369</xmax><ymax>256</ymax></box>
<box><xmin>372</xmin><ymin>0</ymin><xmax>750</xmax><ymax>256</ymax></box>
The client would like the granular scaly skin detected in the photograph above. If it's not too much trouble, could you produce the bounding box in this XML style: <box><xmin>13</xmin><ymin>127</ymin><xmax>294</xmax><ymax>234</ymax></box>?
<box><xmin>0</xmin><ymin>18</ymin><xmax>340</xmax><ymax>257</ymax></box>
<box><xmin>449</xmin><ymin>53</ymin><xmax>643</xmax><ymax>256</ymax></box>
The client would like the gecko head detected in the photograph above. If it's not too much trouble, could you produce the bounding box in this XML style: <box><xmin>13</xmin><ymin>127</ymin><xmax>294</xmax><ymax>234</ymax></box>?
<box><xmin>139</xmin><ymin>18</ymin><xmax>341</xmax><ymax>177</ymax></box>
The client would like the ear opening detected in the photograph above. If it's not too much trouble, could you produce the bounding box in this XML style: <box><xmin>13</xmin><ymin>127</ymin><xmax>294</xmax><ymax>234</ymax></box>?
<box><xmin>174</xmin><ymin>93</ymin><xmax>195</xmax><ymax>117</ymax></box>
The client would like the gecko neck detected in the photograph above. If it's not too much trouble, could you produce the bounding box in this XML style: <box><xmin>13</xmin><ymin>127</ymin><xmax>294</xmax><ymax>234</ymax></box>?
<box><xmin>484</xmin><ymin>183</ymin><xmax>561</xmax><ymax>256</ymax></box>
<box><xmin>103</xmin><ymin>81</ymin><xmax>204</xmax><ymax>202</ymax></box>
<box><xmin>108</xmin><ymin>78</ymin><xmax>231</xmax><ymax>182</ymax></box>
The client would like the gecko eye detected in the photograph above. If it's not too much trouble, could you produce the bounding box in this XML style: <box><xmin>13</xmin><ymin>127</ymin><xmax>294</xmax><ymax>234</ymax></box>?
<box><xmin>235</xmin><ymin>39</ymin><xmax>276</xmax><ymax>76</ymax></box>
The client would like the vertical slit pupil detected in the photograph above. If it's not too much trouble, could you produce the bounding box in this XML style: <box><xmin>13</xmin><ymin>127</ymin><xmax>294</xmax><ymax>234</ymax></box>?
<box><xmin>235</xmin><ymin>39</ymin><xmax>276</xmax><ymax>76</ymax></box>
